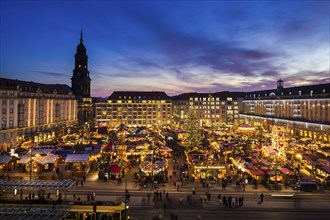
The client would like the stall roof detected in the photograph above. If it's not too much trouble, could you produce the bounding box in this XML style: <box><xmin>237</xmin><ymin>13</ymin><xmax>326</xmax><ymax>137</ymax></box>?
<box><xmin>303</xmin><ymin>155</ymin><xmax>317</xmax><ymax>166</ymax></box>
<box><xmin>160</xmin><ymin>146</ymin><xmax>172</xmax><ymax>152</ymax></box>
<box><xmin>17</xmin><ymin>155</ymin><xmax>31</xmax><ymax>164</ymax></box>
<box><xmin>0</xmin><ymin>155</ymin><xmax>12</xmax><ymax>164</ymax></box>
<box><xmin>263</xmin><ymin>146</ymin><xmax>276</xmax><ymax>154</ymax></box>
<box><xmin>0</xmin><ymin>179</ymin><xmax>76</xmax><ymax>190</ymax></box>
<box><xmin>33</xmin><ymin>154</ymin><xmax>58</xmax><ymax>165</ymax></box>
<box><xmin>317</xmin><ymin>158</ymin><xmax>330</xmax><ymax>166</ymax></box>
<box><xmin>0</xmin><ymin>205</ymin><xmax>69</xmax><ymax>220</ymax></box>
<box><xmin>260</xmin><ymin>159</ymin><xmax>271</xmax><ymax>166</ymax></box>
<box><xmin>32</xmin><ymin>149</ymin><xmax>54</xmax><ymax>155</ymax></box>
<box><xmin>65</xmin><ymin>154</ymin><xmax>89</xmax><ymax>163</ymax></box>
<box><xmin>17</xmin><ymin>154</ymin><xmax>58</xmax><ymax>165</ymax></box>
<box><xmin>249</xmin><ymin>169</ymin><xmax>264</xmax><ymax>176</ymax></box>
<box><xmin>109</xmin><ymin>164</ymin><xmax>121</xmax><ymax>173</ymax></box>
<box><xmin>321</xmin><ymin>166</ymin><xmax>330</xmax><ymax>174</ymax></box>
<box><xmin>279</xmin><ymin>167</ymin><xmax>294</xmax><ymax>175</ymax></box>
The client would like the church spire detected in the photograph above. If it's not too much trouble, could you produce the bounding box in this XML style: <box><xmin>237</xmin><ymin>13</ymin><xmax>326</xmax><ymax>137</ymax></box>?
<box><xmin>80</xmin><ymin>29</ymin><xmax>83</xmax><ymax>44</ymax></box>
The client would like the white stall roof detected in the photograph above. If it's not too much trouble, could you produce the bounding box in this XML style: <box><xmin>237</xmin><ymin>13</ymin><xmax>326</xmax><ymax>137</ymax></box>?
<box><xmin>65</xmin><ymin>154</ymin><xmax>89</xmax><ymax>163</ymax></box>
<box><xmin>33</xmin><ymin>154</ymin><xmax>58</xmax><ymax>165</ymax></box>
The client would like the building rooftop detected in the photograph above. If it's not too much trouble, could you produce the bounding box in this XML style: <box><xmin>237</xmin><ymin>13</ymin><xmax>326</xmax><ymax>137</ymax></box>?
<box><xmin>244</xmin><ymin>83</ymin><xmax>330</xmax><ymax>99</ymax></box>
<box><xmin>108</xmin><ymin>91</ymin><xmax>170</xmax><ymax>100</ymax></box>
<box><xmin>171</xmin><ymin>91</ymin><xmax>245</xmax><ymax>100</ymax></box>
<box><xmin>0</xmin><ymin>77</ymin><xmax>73</xmax><ymax>95</ymax></box>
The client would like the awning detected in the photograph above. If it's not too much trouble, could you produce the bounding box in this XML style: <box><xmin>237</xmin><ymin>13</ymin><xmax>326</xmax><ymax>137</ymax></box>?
<box><xmin>303</xmin><ymin>155</ymin><xmax>317</xmax><ymax>166</ymax></box>
<box><xmin>160</xmin><ymin>147</ymin><xmax>172</xmax><ymax>152</ymax></box>
<box><xmin>317</xmin><ymin>158</ymin><xmax>330</xmax><ymax>166</ymax></box>
<box><xmin>321</xmin><ymin>166</ymin><xmax>330</xmax><ymax>174</ymax></box>
<box><xmin>109</xmin><ymin>165</ymin><xmax>121</xmax><ymax>173</ymax></box>
<box><xmin>260</xmin><ymin>159</ymin><xmax>271</xmax><ymax>166</ymax></box>
<box><xmin>279</xmin><ymin>167</ymin><xmax>294</xmax><ymax>175</ymax></box>
<box><xmin>266</xmin><ymin>170</ymin><xmax>275</xmax><ymax>176</ymax></box>
<box><xmin>263</xmin><ymin>146</ymin><xmax>276</xmax><ymax>155</ymax></box>
<box><xmin>249</xmin><ymin>169</ymin><xmax>264</xmax><ymax>176</ymax></box>
<box><xmin>155</xmin><ymin>161</ymin><xmax>166</xmax><ymax>168</ymax></box>
<box><xmin>65</xmin><ymin>154</ymin><xmax>89</xmax><ymax>163</ymax></box>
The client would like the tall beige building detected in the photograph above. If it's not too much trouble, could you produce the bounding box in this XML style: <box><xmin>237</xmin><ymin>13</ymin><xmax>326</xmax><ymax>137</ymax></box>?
<box><xmin>172</xmin><ymin>92</ymin><xmax>244</xmax><ymax>126</ymax></box>
<box><xmin>95</xmin><ymin>91</ymin><xmax>172</xmax><ymax>127</ymax></box>
<box><xmin>241</xmin><ymin>80</ymin><xmax>330</xmax><ymax>143</ymax></box>
<box><xmin>0</xmin><ymin>78</ymin><xmax>78</xmax><ymax>151</ymax></box>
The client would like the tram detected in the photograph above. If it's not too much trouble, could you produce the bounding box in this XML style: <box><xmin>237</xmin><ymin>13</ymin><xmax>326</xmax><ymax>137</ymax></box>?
<box><xmin>62</xmin><ymin>201</ymin><xmax>128</xmax><ymax>220</ymax></box>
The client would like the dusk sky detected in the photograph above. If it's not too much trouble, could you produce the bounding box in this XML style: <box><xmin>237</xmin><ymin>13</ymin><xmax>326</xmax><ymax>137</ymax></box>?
<box><xmin>1</xmin><ymin>0</ymin><xmax>329</xmax><ymax>97</ymax></box>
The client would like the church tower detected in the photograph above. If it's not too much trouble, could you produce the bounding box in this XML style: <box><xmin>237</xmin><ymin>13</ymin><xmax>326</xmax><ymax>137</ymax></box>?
<box><xmin>71</xmin><ymin>30</ymin><xmax>91</xmax><ymax>98</ymax></box>
<box><xmin>71</xmin><ymin>30</ymin><xmax>93</xmax><ymax>126</ymax></box>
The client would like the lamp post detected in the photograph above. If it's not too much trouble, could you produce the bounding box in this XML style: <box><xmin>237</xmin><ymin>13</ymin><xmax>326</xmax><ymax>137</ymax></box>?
<box><xmin>124</xmin><ymin>177</ymin><xmax>128</xmax><ymax>214</ymax></box>
<box><xmin>151</xmin><ymin>148</ymin><xmax>155</xmax><ymax>189</ymax></box>
<box><xmin>29</xmin><ymin>144</ymin><xmax>33</xmax><ymax>181</ymax></box>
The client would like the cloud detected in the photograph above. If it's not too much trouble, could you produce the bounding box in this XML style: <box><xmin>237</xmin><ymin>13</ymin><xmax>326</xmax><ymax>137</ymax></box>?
<box><xmin>283</xmin><ymin>70</ymin><xmax>330</xmax><ymax>86</ymax></box>
<box><xmin>33</xmin><ymin>71</ymin><xmax>69</xmax><ymax>78</ymax></box>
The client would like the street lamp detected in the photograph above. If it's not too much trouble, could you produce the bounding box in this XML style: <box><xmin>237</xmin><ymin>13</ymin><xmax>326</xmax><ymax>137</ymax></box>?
<box><xmin>29</xmin><ymin>144</ymin><xmax>33</xmax><ymax>181</ymax></box>
<box><xmin>151</xmin><ymin>148</ymin><xmax>155</xmax><ymax>189</ymax></box>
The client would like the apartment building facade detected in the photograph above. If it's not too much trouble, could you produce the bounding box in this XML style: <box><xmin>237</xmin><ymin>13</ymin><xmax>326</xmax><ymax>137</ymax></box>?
<box><xmin>172</xmin><ymin>92</ymin><xmax>244</xmax><ymax>126</ymax></box>
<box><xmin>95</xmin><ymin>91</ymin><xmax>172</xmax><ymax>127</ymax></box>
<box><xmin>0</xmin><ymin>78</ymin><xmax>78</xmax><ymax>151</ymax></box>
<box><xmin>241</xmin><ymin>81</ymin><xmax>330</xmax><ymax>142</ymax></box>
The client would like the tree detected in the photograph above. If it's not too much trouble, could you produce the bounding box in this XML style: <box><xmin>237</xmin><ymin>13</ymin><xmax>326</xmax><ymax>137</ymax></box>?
<box><xmin>183</xmin><ymin>107</ymin><xmax>203</xmax><ymax>152</ymax></box>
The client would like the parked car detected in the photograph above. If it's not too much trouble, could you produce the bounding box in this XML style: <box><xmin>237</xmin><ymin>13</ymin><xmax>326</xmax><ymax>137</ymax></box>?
<box><xmin>293</xmin><ymin>181</ymin><xmax>317</xmax><ymax>192</ymax></box>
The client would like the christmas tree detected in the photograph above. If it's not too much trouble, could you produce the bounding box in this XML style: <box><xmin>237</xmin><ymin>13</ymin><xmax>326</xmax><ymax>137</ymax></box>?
<box><xmin>183</xmin><ymin>107</ymin><xmax>203</xmax><ymax>152</ymax></box>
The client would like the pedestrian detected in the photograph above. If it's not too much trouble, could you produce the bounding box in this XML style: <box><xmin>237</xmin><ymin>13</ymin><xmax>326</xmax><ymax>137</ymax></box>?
<box><xmin>217</xmin><ymin>194</ymin><xmax>221</xmax><ymax>202</ymax></box>
<box><xmin>260</xmin><ymin>193</ymin><xmax>264</xmax><ymax>202</ymax></box>
<box><xmin>222</xmin><ymin>182</ymin><xmax>226</xmax><ymax>191</ymax></box>
<box><xmin>147</xmin><ymin>193</ymin><xmax>151</xmax><ymax>204</ymax></box>
<box><xmin>92</xmin><ymin>192</ymin><xmax>96</xmax><ymax>201</ymax></box>
<box><xmin>228</xmin><ymin>196</ymin><xmax>232</xmax><ymax>208</ymax></box>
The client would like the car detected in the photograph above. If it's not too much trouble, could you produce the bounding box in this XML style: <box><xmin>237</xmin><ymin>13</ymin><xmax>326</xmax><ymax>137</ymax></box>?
<box><xmin>293</xmin><ymin>182</ymin><xmax>317</xmax><ymax>192</ymax></box>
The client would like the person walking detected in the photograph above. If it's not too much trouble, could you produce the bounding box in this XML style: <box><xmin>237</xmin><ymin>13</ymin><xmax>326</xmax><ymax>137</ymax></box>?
<box><xmin>260</xmin><ymin>193</ymin><xmax>264</xmax><ymax>203</ymax></box>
